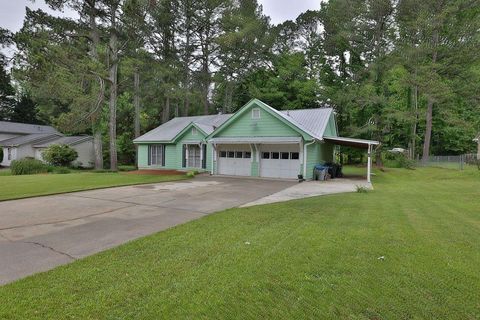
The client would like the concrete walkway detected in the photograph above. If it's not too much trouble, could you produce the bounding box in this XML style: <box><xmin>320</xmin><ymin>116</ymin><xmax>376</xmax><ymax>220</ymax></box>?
<box><xmin>0</xmin><ymin>176</ymin><xmax>294</xmax><ymax>285</ymax></box>
<box><xmin>241</xmin><ymin>178</ymin><xmax>371</xmax><ymax>207</ymax></box>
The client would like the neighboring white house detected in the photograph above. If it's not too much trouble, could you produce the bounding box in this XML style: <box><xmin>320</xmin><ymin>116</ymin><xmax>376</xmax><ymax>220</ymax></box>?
<box><xmin>33</xmin><ymin>136</ymin><xmax>95</xmax><ymax>167</ymax></box>
<box><xmin>0</xmin><ymin>121</ymin><xmax>94</xmax><ymax>167</ymax></box>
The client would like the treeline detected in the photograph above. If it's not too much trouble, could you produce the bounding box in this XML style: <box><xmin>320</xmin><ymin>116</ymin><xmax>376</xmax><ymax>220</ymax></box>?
<box><xmin>0</xmin><ymin>0</ymin><xmax>479</xmax><ymax>169</ymax></box>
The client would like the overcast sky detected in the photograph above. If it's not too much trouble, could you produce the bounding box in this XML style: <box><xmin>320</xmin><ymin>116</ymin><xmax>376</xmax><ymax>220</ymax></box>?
<box><xmin>0</xmin><ymin>0</ymin><xmax>320</xmax><ymax>32</ymax></box>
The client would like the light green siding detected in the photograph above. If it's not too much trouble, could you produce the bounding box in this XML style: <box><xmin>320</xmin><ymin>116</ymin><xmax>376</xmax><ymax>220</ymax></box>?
<box><xmin>165</xmin><ymin>145</ymin><xmax>177</xmax><ymax>168</ymax></box>
<box><xmin>137</xmin><ymin>143</ymin><xmax>177</xmax><ymax>169</ymax></box>
<box><xmin>304</xmin><ymin>142</ymin><xmax>335</xmax><ymax>179</ymax></box>
<box><xmin>324</xmin><ymin>113</ymin><xmax>338</xmax><ymax>137</ymax></box>
<box><xmin>305</xmin><ymin>143</ymin><xmax>320</xmax><ymax>179</ymax></box>
<box><xmin>138</xmin><ymin>144</ymin><xmax>149</xmax><ymax>168</ymax></box>
<box><xmin>216</xmin><ymin>106</ymin><xmax>300</xmax><ymax>138</ymax></box>
<box><xmin>174</xmin><ymin>127</ymin><xmax>210</xmax><ymax>171</ymax></box>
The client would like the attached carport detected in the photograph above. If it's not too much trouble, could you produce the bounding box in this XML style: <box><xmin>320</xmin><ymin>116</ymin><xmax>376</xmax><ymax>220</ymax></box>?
<box><xmin>323</xmin><ymin>136</ymin><xmax>380</xmax><ymax>183</ymax></box>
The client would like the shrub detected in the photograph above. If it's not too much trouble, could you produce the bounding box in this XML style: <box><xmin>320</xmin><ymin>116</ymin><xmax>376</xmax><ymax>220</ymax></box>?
<box><xmin>42</xmin><ymin>144</ymin><xmax>78</xmax><ymax>167</ymax></box>
<box><xmin>54</xmin><ymin>167</ymin><xmax>71</xmax><ymax>174</ymax></box>
<box><xmin>118</xmin><ymin>165</ymin><xmax>136</xmax><ymax>172</ymax></box>
<box><xmin>384</xmin><ymin>152</ymin><xmax>415</xmax><ymax>169</ymax></box>
<box><xmin>11</xmin><ymin>158</ymin><xmax>48</xmax><ymax>175</ymax></box>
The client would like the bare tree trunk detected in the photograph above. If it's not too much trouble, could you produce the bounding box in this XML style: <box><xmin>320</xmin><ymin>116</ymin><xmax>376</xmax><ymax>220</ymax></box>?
<box><xmin>134</xmin><ymin>67</ymin><xmax>140</xmax><ymax>168</ymax></box>
<box><xmin>422</xmin><ymin>99</ymin><xmax>433</xmax><ymax>162</ymax></box>
<box><xmin>93</xmin><ymin>130</ymin><xmax>103</xmax><ymax>168</ymax></box>
<box><xmin>422</xmin><ymin>30</ymin><xmax>439</xmax><ymax>163</ymax></box>
<box><xmin>162</xmin><ymin>96</ymin><xmax>170</xmax><ymax>123</ymax></box>
<box><xmin>174</xmin><ymin>99</ymin><xmax>179</xmax><ymax>117</ymax></box>
<box><xmin>87</xmin><ymin>0</ymin><xmax>103</xmax><ymax>170</ymax></box>
<box><xmin>184</xmin><ymin>94</ymin><xmax>189</xmax><ymax>116</ymax></box>
<box><xmin>108</xmin><ymin>2</ymin><xmax>119</xmax><ymax>171</ymax></box>
<box><xmin>134</xmin><ymin>68</ymin><xmax>140</xmax><ymax>138</ymax></box>
<box><xmin>411</xmin><ymin>85</ymin><xmax>418</xmax><ymax>159</ymax></box>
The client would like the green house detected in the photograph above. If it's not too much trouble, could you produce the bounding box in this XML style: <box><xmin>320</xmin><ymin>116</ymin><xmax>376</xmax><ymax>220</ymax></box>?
<box><xmin>134</xmin><ymin>99</ymin><xmax>378</xmax><ymax>180</ymax></box>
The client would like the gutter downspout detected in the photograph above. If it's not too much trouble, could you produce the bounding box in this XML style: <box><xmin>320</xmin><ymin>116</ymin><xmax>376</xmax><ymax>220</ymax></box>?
<box><xmin>211</xmin><ymin>143</ymin><xmax>216</xmax><ymax>175</ymax></box>
<box><xmin>303</xmin><ymin>139</ymin><xmax>316</xmax><ymax>179</ymax></box>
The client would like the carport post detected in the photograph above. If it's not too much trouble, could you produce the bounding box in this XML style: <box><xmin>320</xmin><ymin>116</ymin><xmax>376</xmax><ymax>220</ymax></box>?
<box><xmin>367</xmin><ymin>143</ymin><xmax>372</xmax><ymax>183</ymax></box>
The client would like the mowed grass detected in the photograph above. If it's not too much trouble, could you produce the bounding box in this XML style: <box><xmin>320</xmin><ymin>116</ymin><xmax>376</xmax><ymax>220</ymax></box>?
<box><xmin>1</xmin><ymin>168</ymin><xmax>480</xmax><ymax>319</ymax></box>
<box><xmin>0</xmin><ymin>172</ymin><xmax>187</xmax><ymax>201</ymax></box>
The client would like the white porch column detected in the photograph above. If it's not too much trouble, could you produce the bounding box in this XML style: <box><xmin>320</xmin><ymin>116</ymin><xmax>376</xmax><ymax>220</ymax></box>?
<box><xmin>367</xmin><ymin>144</ymin><xmax>372</xmax><ymax>183</ymax></box>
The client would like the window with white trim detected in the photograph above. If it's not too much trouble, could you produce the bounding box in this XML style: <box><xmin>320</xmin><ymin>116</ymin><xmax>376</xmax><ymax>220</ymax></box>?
<box><xmin>191</xmin><ymin>127</ymin><xmax>198</xmax><ymax>135</ymax></box>
<box><xmin>148</xmin><ymin>145</ymin><xmax>164</xmax><ymax>166</ymax></box>
<box><xmin>252</xmin><ymin>108</ymin><xmax>261</xmax><ymax>119</ymax></box>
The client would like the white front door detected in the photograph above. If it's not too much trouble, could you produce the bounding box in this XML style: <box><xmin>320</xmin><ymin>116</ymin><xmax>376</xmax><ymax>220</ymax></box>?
<box><xmin>260</xmin><ymin>144</ymin><xmax>301</xmax><ymax>179</ymax></box>
<box><xmin>217</xmin><ymin>144</ymin><xmax>251</xmax><ymax>176</ymax></box>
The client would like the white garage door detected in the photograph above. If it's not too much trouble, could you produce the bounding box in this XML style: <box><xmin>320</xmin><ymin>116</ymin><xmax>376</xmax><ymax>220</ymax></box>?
<box><xmin>260</xmin><ymin>145</ymin><xmax>301</xmax><ymax>179</ymax></box>
<box><xmin>217</xmin><ymin>145</ymin><xmax>252</xmax><ymax>176</ymax></box>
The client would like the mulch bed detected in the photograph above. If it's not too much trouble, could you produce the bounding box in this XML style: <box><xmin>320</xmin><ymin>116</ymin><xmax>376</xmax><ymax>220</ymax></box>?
<box><xmin>126</xmin><ymin>169</ymin><xmax>185</xmax><ymax>175</ymax></box>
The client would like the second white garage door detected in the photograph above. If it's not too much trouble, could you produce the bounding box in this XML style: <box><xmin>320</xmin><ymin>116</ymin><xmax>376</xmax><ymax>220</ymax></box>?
<box><xmin>217</xmin><ymin>145</ymin><xmax>252</xmax><ymax>176</ymax></box>
<box><xmin>260</xmin><ymin>144</ymin><xmax>301</xmax><ymax>179</ymax></box>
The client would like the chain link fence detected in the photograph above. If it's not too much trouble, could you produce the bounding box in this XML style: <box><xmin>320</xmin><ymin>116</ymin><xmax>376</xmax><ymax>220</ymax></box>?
<box><xmin>416</xmin><ymin>154</ymin><xmax>479</xmax><ymax>170</ymax></box>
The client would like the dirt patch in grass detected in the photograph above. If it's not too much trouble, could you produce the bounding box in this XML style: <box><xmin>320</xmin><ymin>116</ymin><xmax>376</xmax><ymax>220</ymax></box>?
<box><xmin>127</xmin><ymin>169</ymin><xmax>185</xmax><ymax>175</ymax></box>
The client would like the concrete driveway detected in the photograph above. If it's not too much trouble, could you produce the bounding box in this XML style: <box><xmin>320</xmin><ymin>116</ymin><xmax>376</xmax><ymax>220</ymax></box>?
<box><xmin>0</xmin><ymin>176</ymin><xmax>294</xmax><ymax>285</ymax></box>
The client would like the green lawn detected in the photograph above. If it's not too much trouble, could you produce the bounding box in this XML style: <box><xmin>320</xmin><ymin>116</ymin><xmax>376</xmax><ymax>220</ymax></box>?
<box><xmin>0</xmin><ymin>172</ymin><xmax>188</xmax><ymax>201</ymax></box>
<box><xmin>1</xmin><ymin>168</ymin><xmax>479</xmax><ymax>319</ymax></box>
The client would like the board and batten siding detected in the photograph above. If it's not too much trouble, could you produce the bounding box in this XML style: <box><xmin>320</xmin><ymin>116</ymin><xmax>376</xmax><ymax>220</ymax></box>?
<box><xmin>323</xmin><ymin>113</ymin><xmax>338</xmax><ymax>137</ymax></box>
<box><xmin>215</xmin><ymin>106</ymin><xmax>301</xmax><ymax>138</ymax></box>
<box><xmin>304</xmin><ymin>142</ymin><xmax>335</xmax><ymax>179</ymax></box>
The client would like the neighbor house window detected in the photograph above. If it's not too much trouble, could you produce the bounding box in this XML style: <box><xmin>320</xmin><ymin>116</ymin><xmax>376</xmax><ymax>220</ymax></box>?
<box><xmin>191</xmin><ymin>127</ymin><xmax>198</xmax><ymax>135</ymax></box>
<box><xmin>148</xmin><ymin>145</ymin><xmax>164</xmax><ymax>166</ymax></box>
<box><xmin>7</xmin><ymin>148</ymin><xmax>12</xmax><ymax>160</ymax></box>
<box><xmin>252</xmin><ymin>108</ymin><xmax>261</xmax><ymax>119</ymax></box>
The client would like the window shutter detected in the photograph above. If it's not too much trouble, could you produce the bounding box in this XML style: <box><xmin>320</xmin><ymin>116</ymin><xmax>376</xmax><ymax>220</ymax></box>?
<box><xmin>148</xmin><ymin>145</ymin><xmax>151</xmax><ymax>165</ymax></box>
<box><xmin>202</xmin><ymin>144</ymin><xmax>207</xmax><ymax>169</ymax></box>
<box><xmin>162</xmin><ymin>145</ymin><xmax>165</xmax><ymax>166</ymax></box>
<box><xmin>182</xmin><ymin>145</ymin><xmax>186</xmax><ymax>168</ymax></box>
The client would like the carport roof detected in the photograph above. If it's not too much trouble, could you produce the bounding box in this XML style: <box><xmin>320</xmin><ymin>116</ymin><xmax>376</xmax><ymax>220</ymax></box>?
<box><xmin>324</xmin><ymin>136</ymin><xmax>379</xmax><ymax>149</ymax></box>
